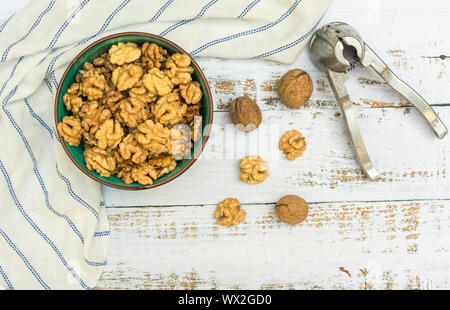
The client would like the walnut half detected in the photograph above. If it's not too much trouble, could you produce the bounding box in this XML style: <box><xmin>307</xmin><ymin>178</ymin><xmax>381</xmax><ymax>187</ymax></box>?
<box><xmin>214</xmin><ymin>198</ymin><xmax>246</xmax><ymax>227</ymax></box>
<box><xmin>57</xmin><ymin>116</ymin><xmax>82</xmax><ymax>147</ymax></box>
<box><xmin>239</xmin><ymin>156</ymin><xmax>269</xmax><ymax>184</ymax></box>
<box><xmin>279</xmin><ymin>130</ymin><xmax>306</xmax><ymax>160</ymax></box>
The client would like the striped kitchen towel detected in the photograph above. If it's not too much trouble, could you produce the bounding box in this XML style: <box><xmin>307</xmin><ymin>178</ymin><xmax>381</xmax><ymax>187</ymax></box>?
<box><xmin>0</xmin><ymin>0</ymin><xmax>330</xmax><ymax>289</ymax></box>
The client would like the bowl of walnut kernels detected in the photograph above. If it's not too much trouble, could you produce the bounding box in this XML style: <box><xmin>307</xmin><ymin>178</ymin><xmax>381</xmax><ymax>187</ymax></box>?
<box><xmin>54</xmin><ymin>33</ymin><xmax>213</xmax><ymax>190</ymax></box>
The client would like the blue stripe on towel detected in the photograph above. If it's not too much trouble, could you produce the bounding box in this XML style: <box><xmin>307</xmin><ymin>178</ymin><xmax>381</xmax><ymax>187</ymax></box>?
<box><xmin>94</xmin><ymin>231</ymin><xmax>110</xmax><ymax>237</ymax></box>
<box><xmin>2</xmin><ymin>87</ymin><xmax>85</xmax><ymax>245</ymax></box>
<box><xmin>149</xmin><ymin>0</ymin><xmax>175</xmax><ymax>22</ymax></box>
<box><xmin>0</xmin><ymin>15</ymin><xmax>13</xmax><ymax>33</ymax></box>
<box><xmin>24</xmin><ymin>98</ymin><xmax>99</xmax><ymax>220</ymax></box>
<box><xmin>43</xmin><ymin>78</ymin><xmax>53</xmax><ymax>93</ymax></box>
<box><xmin>79</xmin><ymin>0</ymin><xmax>131</xmax><ymax>45</ymax></box>
<box><xmin>25</xmin><ymin>102</ymin><xmax>98</xmax><ymax>219</ymax></box>
<box><xmin>85</xmin><ymin>259</ymin><xmax>107</xmax><ymax>267</ymax></box>
<box><xmin>190</xmin><ymin>0</ymin><xmax>302</xmax><ymax>55</ymax></box>
<box><xmin>51</xmin><ymin>72</ymin><xmax>58</xmax><ymax>89</ymax></box>
<box><xmin>0</xmin><ymin>57</ymin><xmax>24</xmax><ymax>96</ymax></box>
<box><xmin>1</xmin><ymin>0</ymin><xmax>56</xmax><ymax>62</ymax></box>
<box><xmin>55</xmin><ymin>164</ymin><xmax>99</xmax><ymax>219</ymax></box>
<box><xmin>238</xmin><ymin>0</ymin><xmax>261</xmax><ymax>18</ymax></box>
<box><xmin>159</xmin><ymin>0</ymin><xmax>219</xmax><ymax>37</ymax></box>
<box><xmin>252</xmin><ymin>15</ymin><xmax>323</xmax><ymax>59</ymax></box>
<box><xmin>46</xmin><ymin>0</ymin><xmax>131</xmax><ymax>87</ymax></box>
<box><xmin>25</xmin><ymin>99</ymin><xmax>54</xmax><ymax>138</ymax></box>
<box><xmin>0</xmin><ymin>159</ymin><xmax>90</xmax><ymax>290</ymax></box>
<box><xmin>47</xmin><ymin>0</ymin><xmax>91</xmax><ymax>49</ymax></box>
<box><xmin>0</xmin><ymin>265</ymin><xmax>14</xmax><ymax>290</ymax></box>
<box><xmin>0</xmin><ymin>228</ymin><xmax>50</xmax><ymax>290</ymax></box>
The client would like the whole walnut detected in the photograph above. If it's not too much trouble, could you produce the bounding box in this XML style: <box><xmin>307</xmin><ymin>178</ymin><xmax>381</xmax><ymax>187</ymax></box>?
<box><xmin>277</xmin><ymin>69</ymin><xmax>313</xmax><ymax>109</ymax></box>
<box><xmin>229</xmin><ymin>96</ymin><xmax>262</xmax><ymax>132</ymax></box>
<box><xmin>274</xmin><ymin>195</ymin><xmax>308</xmax><ymax>225</ymax></box>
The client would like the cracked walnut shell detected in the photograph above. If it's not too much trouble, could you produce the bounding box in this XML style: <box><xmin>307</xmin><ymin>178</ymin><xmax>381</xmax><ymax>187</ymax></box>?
<box><xmin>278</xmin><ymin>69</ymin><xmax>313</xmax><ymax>109</ymax></box>
<box><xmin>85</xmin><ymin>147</ymin><xmax>116</xmax><ymax>177</ymax></box>
<box><xmin>57</xmin><ymin>116</ymin><xmax>82</xmax><ymax>147</ymax></box>
<box><xmin>239</xmin><ymin>156</ymin><xmax>269</xmax><ymax>184</ymax></box>
<box><xmin>108</xmin><ymin>42</ymin><xmax>141</xmax><ymax>65</ymax></box>
<box><xmin>214</xmin><ymin>198</ymin><xmax>246</xmax><ymax>227</ymax></box>
<box><xmin>275</xmin><ymin>195</ymin><xmax>308</xmax><ymax>225</ymax></box>
<box><xmin>279</xmin><ymin>130</ymin><xmax>306</xmax><ymax>160</ymax></box>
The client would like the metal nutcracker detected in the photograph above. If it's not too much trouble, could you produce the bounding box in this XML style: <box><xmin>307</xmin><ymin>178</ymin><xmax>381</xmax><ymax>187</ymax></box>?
<box><xmin>309</xmin><ymin>22</ymin><xmax>447</xmax><ymax>180</ymax></box>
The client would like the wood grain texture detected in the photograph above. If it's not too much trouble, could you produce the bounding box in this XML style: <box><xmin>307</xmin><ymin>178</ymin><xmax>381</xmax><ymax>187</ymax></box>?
<box><xmin>98</xmin><ymin>199</ymin><xmax>450</xmax><ymax>290</ymax></box>
<box><xmin>103</xmin><ymin>0</ymin><xmax>450</xmax><ymax>207</ymax></box>
<box><xmin>98</xmin><ymin>0</ymin><xmax>450</xmax><ymax>290</ymax></box>
<box><xmin>2</xmin><ymin>0</ymin><xmax>447</xmax><ymax>290</ymax></box>
<box><xmin>104</xmin><ymin>107</ymin><xmax>450</xmax><ymax>206</ymax></box>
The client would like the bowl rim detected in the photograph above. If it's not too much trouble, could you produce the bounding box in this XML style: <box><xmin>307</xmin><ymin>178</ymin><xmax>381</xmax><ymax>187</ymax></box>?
<box><xmin>54</xmin><ymin>32</ymin><xmax>214</xmax><ymax>190</ymax></box>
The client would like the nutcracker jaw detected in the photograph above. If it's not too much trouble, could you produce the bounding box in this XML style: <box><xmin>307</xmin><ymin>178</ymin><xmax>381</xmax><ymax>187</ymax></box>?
<box><xmin>309</xmin><ymin>22</ymin><xmax>448</xmax><ymax>181</ymax></box>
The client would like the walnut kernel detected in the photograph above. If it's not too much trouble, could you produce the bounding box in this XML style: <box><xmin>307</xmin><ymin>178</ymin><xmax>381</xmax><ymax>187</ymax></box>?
<box><xmin>118</xmin><ymin>134</ymin><xmax>149</xmax><ymax>164</ymax></box>
<box><xmin>180</xmin><ymin>81</ymin><xmax>202</xmax><ymax>105</ymax></box>
<box><xmin>95</xmin><ymin>119</ymin><xmax>124</xmax><ymax>150</ymax></box>
<box><xmin>165</xmin><ymin>53</ymin><xmax>194</xmax><ymax>85</ymax></box>
<box><xmin>152</xmin><ymin>93</ymin><xmax>187</xmax><ymax>126</ymax></box>
<box><xmin>131</xmin><ymin>163</ymin><xmax>158</xmax><ymax>185</ymax></box>
<box><xmin>214</xmin><ymin>198</ymin><xmax>246</xmax><ymax>227</ymax></box>
<box><xmin>239</xmin><ymin>156</ymin><xmax>269</xmax><ymax>184</ymax></box>
<box><xmin>135</xmin><ymin>120</ymin><xmax>174</xmax><ymax>154</ymax></box>
<box><xmin>85</xmin><ymin>147</ymin><xmax>116</xmax><ymax>177</ymax></box>
<box><xmin>111</xmin><ymin>64</ymin><xmax>144</xmax><ymax>91</ymax></box>
<box><xmin>116</xmin><ymin>97</ymin><xmax>150</xmax><ymax>128</ymax></box>
<box><xmin>108</xmin><ymin>42</ymin><xmax>141</xmax><ymax>65</ymax></box>
<box><xmin>57</xmin><ymin>116</ymin><xmax>82</xmax><ymax>146</ymax></box>
<box><xmin>141</xmin><ymin>42</ymin><xmax>167</xmax><ymax>69</ymax></box>
<box><xmin>279</xmin><ymin>130</ymin><xmax>306</xmax><ymax>160</ymax></box>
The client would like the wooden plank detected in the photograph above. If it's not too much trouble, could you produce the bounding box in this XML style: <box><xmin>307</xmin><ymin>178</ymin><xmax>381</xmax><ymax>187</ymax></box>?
<box><xmin>197</xmin><ymin>0</ymin><xmax>450</xmax><ymax>113</ymax></box>
<box><xmin>102</xmin><ymin>0</ymin><xmax>450</xmax><ymax>207</ymax></box>
<box><xmin>200</xmin><ymin>54</ymin><xmax>450</xmax><ymax>114</ymax></box>
<box><xmin>103</xmin><ymin>106</ymin><xmax>450</xmax><ymax>206</ymax></box>
<box><xmin>98</xmin><ymin>199</ymin><xmax>450</xmax><ymax>290</ymax></box>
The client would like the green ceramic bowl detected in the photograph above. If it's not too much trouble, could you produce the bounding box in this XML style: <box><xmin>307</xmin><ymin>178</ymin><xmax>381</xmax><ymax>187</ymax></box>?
<box><xmin>54</xmin><ymin>32</ymin><xmax>213</xmax><ymax>190</ymax></box>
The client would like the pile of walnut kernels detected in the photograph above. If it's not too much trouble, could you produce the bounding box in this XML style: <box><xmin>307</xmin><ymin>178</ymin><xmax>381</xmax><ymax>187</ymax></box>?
<box><xmin>57</xmin><ymin>42</ymin><xmax>203</xmax><ymax>185</ymax></box>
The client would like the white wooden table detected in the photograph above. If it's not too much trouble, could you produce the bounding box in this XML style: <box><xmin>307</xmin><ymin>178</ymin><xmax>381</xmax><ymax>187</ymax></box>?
<box><xmin>4</xmin><ymin>0</ymin><xmax>450</xmax><ymax>290</ymax></box>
